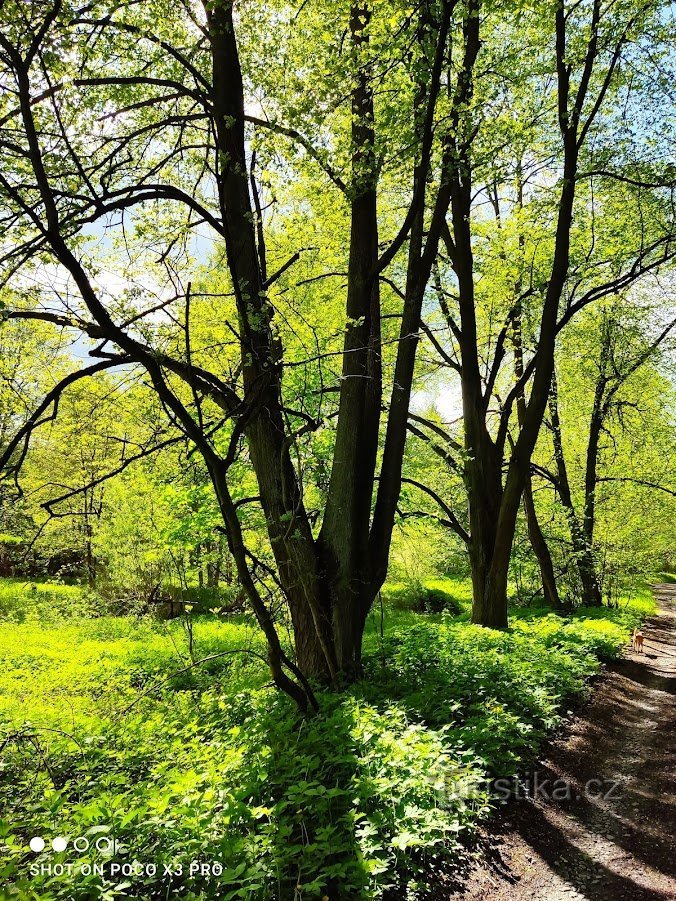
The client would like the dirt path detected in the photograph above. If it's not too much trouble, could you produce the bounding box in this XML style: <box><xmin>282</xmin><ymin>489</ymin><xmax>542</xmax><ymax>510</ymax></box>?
<box><xmin>456</xmin><ymin>584</ymin><xmax>676</xmax><ymax>901</ymax></box>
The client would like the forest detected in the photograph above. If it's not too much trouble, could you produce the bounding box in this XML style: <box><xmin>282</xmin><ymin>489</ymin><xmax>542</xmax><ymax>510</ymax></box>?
<box><xmin>0</xmin><ymin>0</ymin><xmax>674</xmax><ymax>898</ymax></box>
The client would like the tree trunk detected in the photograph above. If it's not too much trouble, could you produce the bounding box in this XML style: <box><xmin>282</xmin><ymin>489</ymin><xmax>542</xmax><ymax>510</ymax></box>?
<box><xmin>318</xmin><ymin>3</ymin><xmax>381</xmax><ymax>678</ymax></box>
<box><xmin>207</xmin><ymin>1</ymin><xmax>334</xmax><ymax>683</ymax></box>
<box><xmin>582</xmin><ymin>317</ymin><xmax>611</xmax><ymax>555</ymax></box>
<box><xmin>85</xmin><ymin>520</ymin><xmax>95</xmax><ymax>588</ymax></box>
<box><xmin>84</xmin><ymin>492</ymin><xmax>96</xmax><ymax>588</ymax></box>
<box><xmin>467</xmin><ymin>435</ymin><xmax>507</xmax><ymax>627</ymax></box>
<box><xmin>449</xmin><ymin>76</ymin><xmax>510</xmax><ymax>628</ymax></box>
<box><xmin>522</xmin><ymin>477</ymin><xmax>562</xmax><ymax>608</ymax></box>
<box><xmin>549</xmin><ymin>373</ymin><xmax>603</xmax><ymax>606</ymax></box>
<box><xmin>368</xmin><ymin>0</ymin><xmax>453</xmax><ymax>595</ymax></box>
<box><xmin>206</xmin><ymin>0</ymin><xmax>444</xmax><ymax>688</ymax></box>
<box><xmin>322</xmin><ymin>2</ymin><xmax>454</xmax><ymax>673</ymax></box>
<box><xmin>512</xmin><ymin>297</ymin><xmax>562</xmax><ymax>610</ymax></box>
<box><xmin>466</xmin><ymin>122</ymin><xmax>581</xmax><ymax>626</ymax></box>
<box><xmin>197</xmin><ymin>546</ymin><xmax>204</xmax><ymax>590</ymax></box>
<box><xmin>472</xmin><ymin>527</ymin><xmax>512</xmax><ymax>629</ymax></box>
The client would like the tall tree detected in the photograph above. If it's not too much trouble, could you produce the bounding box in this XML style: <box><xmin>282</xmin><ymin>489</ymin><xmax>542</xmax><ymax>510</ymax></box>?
<box><xmin>546</xmin><ymin>301</ymin><xmax>676</xmax><ymax>603</ymax></box>
<box><xmin>0</xmin><ymin>0</ymin><xmax>470</xmax><ymax>707</ymax></box>
<box><xmin>413</xmin><ymin>0</ymin><xmax>675</xmax><ymax>624</ymax></box>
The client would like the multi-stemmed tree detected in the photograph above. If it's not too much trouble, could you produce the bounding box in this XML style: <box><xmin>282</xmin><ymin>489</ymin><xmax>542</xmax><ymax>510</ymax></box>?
<box><xmin>0</xmin><ymin>0</ymin><xmax>485</xmax><ymax>707</ymax></box>
<box><xmin>1</xmin><ymin>0</ymin><xmax>673</xmax><ymax>710</ymax></box>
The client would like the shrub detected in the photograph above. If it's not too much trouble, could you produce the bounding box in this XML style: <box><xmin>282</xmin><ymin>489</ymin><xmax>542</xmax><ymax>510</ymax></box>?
<box><xmin>386</xmin><ymin>582</ymin><xmax>463</xmax><ymax>616</ymax></box>
<box><xmin>366</xmin><ymin>615</ymin><xmax>613</xmax><ymax>775</ymax></box>
<box><xmin>416</xmin><ymin>586</ymin><xmax>462</xmax><ymax>615</ymax></box>
<box><xmin>0</xmin><ymin>686</ymin><xmax>489</xmax><ymax>900</ymax></box>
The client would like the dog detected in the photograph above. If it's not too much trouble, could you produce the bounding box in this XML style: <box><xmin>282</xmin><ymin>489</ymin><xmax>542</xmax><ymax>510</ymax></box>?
<box><xmin>632</xmin><ymin>628</ymin><xmax>644</xmax><ymax>654</ymax></box>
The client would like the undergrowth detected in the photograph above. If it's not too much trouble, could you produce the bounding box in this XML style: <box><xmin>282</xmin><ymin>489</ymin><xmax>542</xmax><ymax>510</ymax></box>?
<box><xmin>0</xmin><ymin>577</ymin><xmax>655</xmax><ymax>899</ymax></box>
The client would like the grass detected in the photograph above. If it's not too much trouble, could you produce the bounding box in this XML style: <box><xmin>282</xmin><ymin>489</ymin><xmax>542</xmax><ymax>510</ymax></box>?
<box><xmin>0</xmin><ymin>578</ymin><xmax>89</xmax><ymax>623</ymax></box>
<box><xmin>0</xmin><ymin>614</ymin><xmax>267</xmax><ymax>733</ymax></box>
<box><xmin>0</xmin><ymin>576</ymin><xmax>657</xmax><ymax>899</ymax></box>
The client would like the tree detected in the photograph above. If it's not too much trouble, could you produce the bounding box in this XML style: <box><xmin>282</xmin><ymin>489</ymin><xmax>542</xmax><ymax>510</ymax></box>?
<box><xmin>545</xmin><ymin>300</ymin><xmax>676</xmax><ymax>603</ymax></box>
<box><xmin>0</xmin><ymin>0</ymin><xmax>478</xmax><ymax>708</ymax></box>
<box><xmin>0</xmin><ymin>309</ymin><xmax>73</xmax><ymax>569</ymax></box>
<box><xmin>411</xmin><ymin>0</ymin><xmax>675</xmax><ymax>624</ymax></box>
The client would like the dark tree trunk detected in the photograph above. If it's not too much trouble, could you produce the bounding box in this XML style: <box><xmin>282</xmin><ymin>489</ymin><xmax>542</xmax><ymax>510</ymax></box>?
<box><xmin>583</xmin><ymin>317</ymin><xmax>611</xmax><ymax>553</ymax></box>
<box><xmin>439</xmin><ymin>0</ymin><xmax>510</xmax><ymax>628</ymax></box>
<box><xmin>197</xmin><ymin>546</ymin><xmax>204</xmax><ymax>590</ymax></box>
<box><xmin>85</xmin><ymin>520</ymin><xmax>95</xmax><ymax>588</ymax></box>
<box><xmin>368</xmin><ymin>0</ymin><xmax>453</xmax><ymax>595</ymax></box>
<box><xmin>84</xmin><ymin>491</ymin><xmax>96</xmax><ymax>588</ymax></box>
<box><xmin>512</xmin><ymin>300</ymin><xmax>562</xmax><ymax>610</ymax></box>
<box><xmin>466</xmin><ymin>78</ymin><xmax>582</xmax><ymax>626</ymax></box>
<box><xmin>522</xmin><ymin>478</ymin><xmax>562</xmax><ymax>608</ymax></box>
<box><xmin>549</xmin><ymin>372</ymin><xmax>603</xmax><ymax>606</ymax></box>
<box><xmin>466</xmin><ymin>427</ymin><xmax>506</xmax><ymax>627</ymax></box>
<box><xmin>318</xmin><ymin>3</ymin><xmax>381</xmax><ymax>678</ymax></box>
<box><xmin>207</xmin><ymin>1</ymin><xmax>334</xmax><ymax>683</ymax></box>
<box><xmin>206</xmin><ymin>538</ymin><xmax>224</xmax><ymax>589</ymax></box>
<box><xmin>321</xmin><ymin>1</ymin><xmax>455</xmax><ymax>674</ymax></box>
<box><xmin>204</xmin><ymin>0</ymin><xmax>454</xmax><ymax>688</ymax></box>
<box><xmin>440</xmin><ymin>0</ymin><xmax>513</xmax><ymax>630</ymax></box>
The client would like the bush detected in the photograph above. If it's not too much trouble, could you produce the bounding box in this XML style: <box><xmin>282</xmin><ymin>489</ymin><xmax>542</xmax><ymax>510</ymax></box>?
<box><xmin>416</xmin><ymin>586</ymin><xmax>462</xmax><ymax>615</ymax></box>
<box><xmin>386</xmin><ymin>581</ymin><xmax>464</xmax><ymax>616</ymax></box>
<box><xmin>0</xmin><ymin>687</ymin><xmax>489</xmax><ymax>899</ymax></box>
<box><xmin>365</xmin><ymin>611</ymin><xmax>629</xmax><ymax>775</ymax></box>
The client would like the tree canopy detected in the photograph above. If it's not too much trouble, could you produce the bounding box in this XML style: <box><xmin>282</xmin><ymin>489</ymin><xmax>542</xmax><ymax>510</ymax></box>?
<box><xmin>0</xmin><ymin>0</ymin><xmax>674</xmax><ymax>709</ymax></box>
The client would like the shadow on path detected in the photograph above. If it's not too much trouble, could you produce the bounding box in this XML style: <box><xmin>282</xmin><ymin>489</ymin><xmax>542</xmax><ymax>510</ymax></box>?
<box><xmin>455</xmin><ymin>584</ymin><xmax>676</xmax><ymax>901</ymax></box>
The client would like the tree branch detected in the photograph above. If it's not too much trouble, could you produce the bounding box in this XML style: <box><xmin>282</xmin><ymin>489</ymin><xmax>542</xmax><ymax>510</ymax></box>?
<box><xmin>400</xmin><ymin>476</ymin><xmax>470</xmax><ymax>543</ymax></box>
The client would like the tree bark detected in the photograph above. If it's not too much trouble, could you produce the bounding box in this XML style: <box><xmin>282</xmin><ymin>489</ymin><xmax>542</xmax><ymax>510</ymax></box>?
<box><xmin>583</xmin><ymin>316</ymin><xmax>611</xmax><ymax>551</ymax></box>
<box><xmin>319</xmin><ymin>3</ymin><xmax>381</xmax><ymax>677</ymax></box>
<box><xmin>549</xmin><ymin>372</ymin><xmax>603</xmax><ymax>605</ymax></box>
<box><xmin>511</xmin><ymin>168</ymin><xmax>562</xmax><ymax>611</ymax></box>
<box><xmin>206</xmin><ymin>1</ymin><xmax>335</xmax><ymax>681</ymax></box>
<box><xmin>513</xmin><ymin>314</ymin><xmax>562</xmax><ymax>610</ymax></box>
<box><xmin>522</xmin><ymin>478</ymin><xmax>562</xmax><ymax>608</ymax></box>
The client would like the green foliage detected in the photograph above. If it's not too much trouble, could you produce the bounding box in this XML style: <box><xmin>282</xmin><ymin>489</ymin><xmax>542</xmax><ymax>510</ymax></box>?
<box><xmin>385</xmin><ymin>581</ymin><xmax>464</xmax><ymax>615</ymax></box>
<box><xmin>0</xmin><ymin>579</ymin><xmax>96</xmax><ymax>624</ymax></box>
<box><xmin>0</xmin><ymin>0</ymin><xmax>672</xmax><ymax>890</ymax></box>
<box><xmin>369</xmin><ymin>618</ymin><xmax>606</xmax><ymax>776</ymax></box>
<box><xmin>533</xmin><ymin>300</ymin><xmax>676</xmax><ymax>599</ymax></box>
<box><xmin>0</xmin><ymin>622</ymin><xmax>487</xmax><ymax>899</ymax></box>
<box><xmin>0</xmin><ymin>576</ymin><xmax>651</xmax><ymax>899</ymax></box>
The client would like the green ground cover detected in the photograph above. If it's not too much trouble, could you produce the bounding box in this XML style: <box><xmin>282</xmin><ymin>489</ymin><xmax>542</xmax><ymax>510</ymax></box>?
<box><xmin>0</xmin><ymin>578</ymin><xmax>656</xmax><ymax>900</ymax></box>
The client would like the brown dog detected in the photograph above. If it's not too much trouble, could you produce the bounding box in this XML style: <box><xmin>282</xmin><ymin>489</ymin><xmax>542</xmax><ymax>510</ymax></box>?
<box><xmin>632</xmin><ymin>628</ymin><xmax>644</xmax><ymax>654</ymax></box>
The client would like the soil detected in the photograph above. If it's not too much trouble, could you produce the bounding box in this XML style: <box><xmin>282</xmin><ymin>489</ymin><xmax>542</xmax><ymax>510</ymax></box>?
<box><xmin>453</xmin><ymin>583</ymin><xmax>676</xmax><ymax>901</ymax></box>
